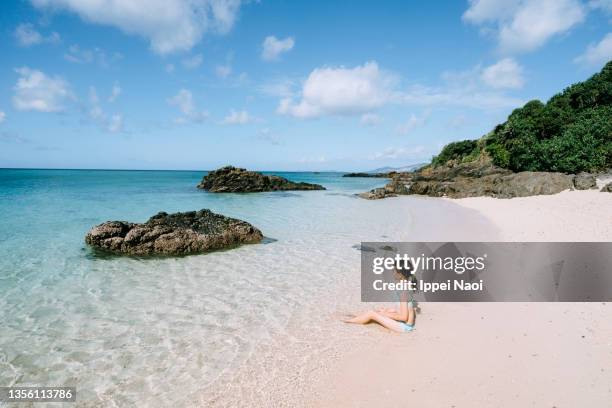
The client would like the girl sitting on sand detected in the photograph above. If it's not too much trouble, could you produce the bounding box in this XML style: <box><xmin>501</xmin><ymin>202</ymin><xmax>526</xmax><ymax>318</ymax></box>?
<box><xmin>344</xmin><ymin>260</ymin><xmax>417</xmax><ymax>333</ymax></box>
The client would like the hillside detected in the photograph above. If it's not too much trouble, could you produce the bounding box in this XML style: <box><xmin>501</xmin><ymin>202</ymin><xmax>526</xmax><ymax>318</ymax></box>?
<box><xmin>431</xmin><ymin>60</ymin><xmax>612</xmax><ymax>174</ymax></box>
<box><xmin>359</xmin><ymin>61</ymin><xmax>612</xmax><ymax>200</ymax></box>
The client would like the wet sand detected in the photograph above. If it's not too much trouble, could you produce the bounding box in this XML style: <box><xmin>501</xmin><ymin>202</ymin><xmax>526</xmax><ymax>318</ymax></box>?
<box><xmin>203</xmin><ymin>190</ymin><xmax>612</xmax><ymax>407</ymax></box>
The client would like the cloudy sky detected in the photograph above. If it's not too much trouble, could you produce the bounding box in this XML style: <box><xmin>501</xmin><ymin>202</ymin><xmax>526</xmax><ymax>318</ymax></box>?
<box><xmin>0</xmin><ymin>0</ymin><xmax>611</xmax><ymax>170</ymax></box>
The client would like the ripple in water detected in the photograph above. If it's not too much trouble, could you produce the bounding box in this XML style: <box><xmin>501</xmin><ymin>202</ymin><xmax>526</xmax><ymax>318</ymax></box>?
<box><xmin>0</xmin><ymin>169</ymin><xmax>410</xmax><ymax>406</ymax></box>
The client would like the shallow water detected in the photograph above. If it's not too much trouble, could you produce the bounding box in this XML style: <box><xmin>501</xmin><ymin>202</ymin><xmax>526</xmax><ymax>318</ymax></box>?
<box><xmin>0</xmin><ymin>169</ymin><xmax>417</xmax><ymax>406</ymax></box>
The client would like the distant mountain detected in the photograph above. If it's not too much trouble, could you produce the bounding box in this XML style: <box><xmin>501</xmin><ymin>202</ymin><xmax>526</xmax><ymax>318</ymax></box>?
<box><xmin>368</xmin><ymin>163</ymin><xmax>428</xmax><ymax>173</ymax></box>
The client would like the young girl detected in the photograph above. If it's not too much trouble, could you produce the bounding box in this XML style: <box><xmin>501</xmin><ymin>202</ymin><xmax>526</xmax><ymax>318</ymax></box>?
<box><xmin>344</xmin><ymin>261</ymin><xmax>417</xmax><ymax>333</ymax></box>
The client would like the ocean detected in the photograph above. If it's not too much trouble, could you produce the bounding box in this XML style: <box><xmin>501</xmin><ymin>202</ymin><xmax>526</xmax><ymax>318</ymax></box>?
<box><xmin>0</xmin><ymin>169</ymin><xmax>414</xmax><ymax>406</ymax></box>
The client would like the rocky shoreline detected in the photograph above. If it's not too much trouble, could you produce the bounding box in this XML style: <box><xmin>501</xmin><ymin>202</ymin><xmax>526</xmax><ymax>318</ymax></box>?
<box><xmin>342</xmin><ymin>172</ymin><xmax>392</xmax><ymax>178</ymax></box>
<box><xmin>198</xmin><ymin>166</ymin><xmax>325</xmax><ymax>192</ymax></box>
<box><xmin>85</xmin><ymin>209</ymin><xmax>263</xmax><ymax>255</ymax></box>
<box><xmin>358</xmin><ymin>159</ymin><xmax>607</xmax><ymax>200</ymax></box>
<box><xmin>85</xmin><ymin>166</ymin><xmax>327</xmax><ymax>256</ymax></box>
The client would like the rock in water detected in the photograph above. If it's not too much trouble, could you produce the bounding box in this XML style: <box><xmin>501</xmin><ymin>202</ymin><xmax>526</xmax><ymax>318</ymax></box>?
<box><xmin>197</xmin><ymin>166</ymin><xmax>325</xmax><ymax>192</ymax></box>
<box><xmin>343</xmin><ymin>172</ymin><xmax>392</xmax><ymax>178</ymax></box>
<box><xmin>85</xmin><ymin>209</ymin><xmax>263</xmax><ymax>255</ymax></box>
<box><xmin>573</xmin><ymin>172</ymin><xmax>597</xmax><ymax>190</ymax></box>
<box><xmin>357</xmin><ymin>179</ymin><xmax>408</xmax><ymax>199</ymax></box>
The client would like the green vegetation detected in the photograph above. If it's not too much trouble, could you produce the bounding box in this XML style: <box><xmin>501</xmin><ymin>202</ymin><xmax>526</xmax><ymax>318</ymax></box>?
<box><xmin>432</xmin><ymin>61</ymin><xmax>612</xmax><ymax>173</ymax></box>
<box><xmin>431</xmin><ymin>139</ymin><xmax>479</xmax><ymax>166</ymax></box>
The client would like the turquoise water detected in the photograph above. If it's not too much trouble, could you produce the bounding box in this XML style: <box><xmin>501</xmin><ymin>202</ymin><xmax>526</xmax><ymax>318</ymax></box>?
<box><xmin>0</xmin><ymin>169</ymin><xmax>385</xmax><ymax>283</ymax></box>
<box><xmin>0</xmin><ymin>169</ymin><xmax>408</xmax><ymax>406</ymax></box>
<box><xmin>0</xmin><ymin>169</ymin><xmax>385</xmax><ymax>280</ymax></box>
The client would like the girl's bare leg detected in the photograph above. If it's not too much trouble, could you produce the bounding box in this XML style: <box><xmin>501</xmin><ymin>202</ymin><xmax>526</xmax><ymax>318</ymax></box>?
<box><xmin>344</xmin><ymin>310</ymin><xmax>405</xmax><ymax>333</ymax></box>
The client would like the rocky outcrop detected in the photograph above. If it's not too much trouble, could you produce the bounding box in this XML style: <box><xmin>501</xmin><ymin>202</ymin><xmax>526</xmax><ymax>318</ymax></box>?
<box><xmin>343</xmin><ymin>172</ymin><xmax>393</xmax><ymax>178</ymax></box>
<box><xmin>358</xmin><ymin>188</ymin><xmax>395</xmax><ymax>200</ymax></box>
<box><xmin>573</xmin><ymin>172</ymin><xmax>597</xmax><ymax>190</ymax></box>
<box><xmin>359</xmin><ymin>159</ymin><xmax>576</xmax><ymax>199</ymax></box>
<box><xmin>358</xmin><ymin>178</ymin><xmax>409</xmax><ymax>199</ymax></box>
<box><xmin>601</xmin><ymin>181</ymin><xmax>612</xmax><ymax>192</ymax></box>
<box><xmin>406</xmin><ymin>171</ymin><xmax>574</xmax><ymax>199</ymax></box>
<box><xmin>85</xmin><ymin>209</ymin><xmax>263</xmax><ymax>255</ymax></box>
<box><xmin>198</xmin><ymin>166</ymin><xmax>325</xmax><ymax>192</ymax></box>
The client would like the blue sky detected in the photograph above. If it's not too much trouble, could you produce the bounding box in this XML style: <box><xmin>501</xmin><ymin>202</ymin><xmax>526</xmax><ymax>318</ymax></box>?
<box><xmin>0</xmin><ymin>0</ymin><xmax>611</xmax><ymax>171</ymax></box>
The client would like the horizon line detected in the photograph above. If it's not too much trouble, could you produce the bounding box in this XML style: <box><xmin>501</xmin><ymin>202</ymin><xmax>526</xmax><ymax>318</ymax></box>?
<box><xmin>0</xmin><ymin>166</ymin><xmax>351</xmax><ymax>173</ymax></box>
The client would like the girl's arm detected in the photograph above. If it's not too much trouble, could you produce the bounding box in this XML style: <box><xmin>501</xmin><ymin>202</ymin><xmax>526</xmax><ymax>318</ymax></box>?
<box><xmin>375</xmin><ymin>306</ymin><xmax>397</xmax><ymax>313</ymax></box>
<box><xmin>379</xmin><ymin>301</ymin><xmax>413</xmax><ymax>322</ymax></box>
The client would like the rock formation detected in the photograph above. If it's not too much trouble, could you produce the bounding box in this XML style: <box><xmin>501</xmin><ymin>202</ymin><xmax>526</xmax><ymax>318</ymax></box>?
<box><xmin>85</xmin><ymin>209</ymin><xmax>263</xmax><ymax>255</ymax></box>
<box><xmin>198</xmin><ymin>166</ymin><xmax>325</xmax><ymax>192</ymax></box>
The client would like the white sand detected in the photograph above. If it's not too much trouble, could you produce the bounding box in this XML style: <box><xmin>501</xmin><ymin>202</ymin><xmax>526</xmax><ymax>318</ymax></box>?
<box><xmin>205</xmin><ymin>189</ymin><xmax>612</xmax><ymax>407</ymax></box>
<box><xmin>308</xmin><ymin>302</ymin><xmax>612</xmax><ymax>408</ymax></box>
<box><xmin>452</xmin><ymin>188</ymin><xmax>612</xmax><ymax>242</ymax></box>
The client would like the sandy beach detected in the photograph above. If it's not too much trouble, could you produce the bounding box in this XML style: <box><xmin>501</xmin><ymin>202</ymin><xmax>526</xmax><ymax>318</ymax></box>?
<box><xmin>205</xmin><ymin>187</ymin><xmax>612</xmax><ymax>407</ymax></box>
<box><xmin>3</xmin><ymin>2</ymin><xmax>612</xmax><ymax>406</ymax></box>
<box><xmin>453</xmin><ymin>186</ymin><xmax>612</xmax><ymax>242</ymax></box>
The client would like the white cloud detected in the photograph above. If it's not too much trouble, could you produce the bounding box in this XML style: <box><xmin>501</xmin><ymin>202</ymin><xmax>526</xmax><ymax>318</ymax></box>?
<box><xmin>360</xmin><ymin>113</ymin><xmax>382</xmax><ymax>127</ymax></box>
<box><xmin>261</xmin><ymin>36</ymin><xmax>294</xmax><ymax>61</ymax></box>
<box><xmin>277</xmin><ymin>61</ymin><xmax>396</xmax><ymax>119</ymax></box>
<box><xmin>237</xmin><ymin>72</ymin><xmax>248</xmax><ymax>82</ymax></box>
<box><xmin>462</xmin><ymin>0</ymin><xmax>520</xmax><ymax>23</ymax></box>
<box><xmin>447</xmin><ymin>115</ymin><xmax>469</xmax><ymax>130</ymax></box>
<box><xmin>30</xmin><ymin>0</ymin><xmax>242</xmax><ymax>54</ymax></box>
<box><xmin>400</xmin><ymin>84</ymin><xmax>524</xmax><ymax>110</ymax></box>
<box><xmin>86</xmin><ymin>86</ymin><xmax>124</xmax><ymax>133</ymax></box>
<box><xmin>64</xmin><ymin>44</ymin><xmax>121</xmax><ymax>67</ymax></box>
<box><xmin>276</xmin><ymin>61</ymin><xmax>522</xmax><ymax>120</ymax></box>
<box><xmin>222</xmin><ymin>109</ymin><xmax>252</xmax><ymax>124</ymax></box>
<box><xmin>15</xmin><ymin>23</ymin><xmax>42</xmax><ymax>46</ymax></box>
<box><xmin>89</xmin><ymin>105</ymin><xmax>103</xmax><ymax>120</ymax></box>
<box><xmin>371</xmin><ymin>146</ymin><xmax>426</xmax><ymax>160</ymax></box>
<box><xmin>216</xmin><ymin>64</ymin><xmax>232</xmax><ymax>78</ymax></box>
<box><xmin>481</xmin><ymin>58</ymin><xmax>525</xmax><ymax>89</ymax></box>
<box><xmin>108</xmin><ymin>114</ymin><xmax>123</xmax><ymax>133</ymax></box>
<box><xmin>13</xmin><ymin>67</ymin><xmax>72</xmax><ymax>112</ymax></box>
<box><xmin>64</xmin><ymin>45</ymin><xmax>94</xmax><ymax>63</ymax></box>
<box><xmin>167</xmin><ymin>89</ymin><xmax>209</xmax><ymax>123</ymax></box>
<box><xmin>395</xmin><ymin>113</ymin><xmax>428</xmax><ymax>135</ymax></box>
<box><xmin>168</xmin><ymin>89</ymin><xmax>194</xmax><ymax>115</ymax></box>
<box><xmin>14</xmin><ymin>23</ymin><xmax>60</xmax><ymax>46</ymax></box>
<box><xmin>0</xmin><ymin>111</ymin><xmax>5</xmax><ymax>124</ymax></box>
<box><xmin>401</xmin><ymin>63</ymin><xmax>525</xmax><ymax>109</ymax></box>
<box><xmin>88</xmin><ymin>86</ymin><xmax>99</xmax><ymax>105</ymax></box>
<box><xmin>590</xmin><ymin>0</ymin><xmax>612</xmax><ymax>14</ymax></box>
<box><xmin>257</xmin><ymin>127</ymin><xmax>281</xmax><ymax>145</ymax></box>
<box><xmin>298</xmin><ymin>155</ymin><xmax>327</xmax><ymax>164</ymax></box>
<box><xmin>440</xmin><ymin>65</ymin><xmax>482</xmax><ymax>87</ymax></box>
<box><xmin>0</xmin><ymin>131</ymin><xmax>31</xmax><ymax>144</ymax></box>
<box><xmin>259</xmin><ymin>78</ymin><xmax>296</xmax><ymax>98</ymax></box>
<box><xmin>108</xmin><ymin>83</ymin><xmax>122</xmax><ymax>102</ymax></box>
<box><xmin>182</xmin><ymin>54</ymin><xmax>203</xmax><ymax>69</ymax></box>
<box><xmin>574</xmin><ymin>32</ymin><xmax>612</xmax><ymax>66</ymax></box>
<box><xmin>463</xmin><ymin>0</ymin><xmax>586</xmax><ymax>53</ymax></box>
